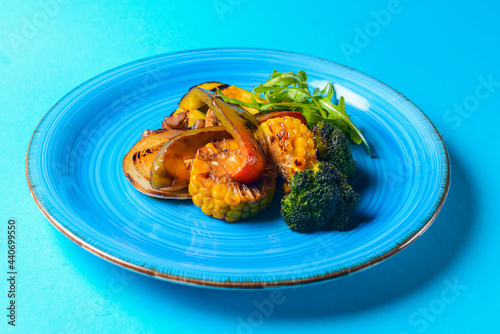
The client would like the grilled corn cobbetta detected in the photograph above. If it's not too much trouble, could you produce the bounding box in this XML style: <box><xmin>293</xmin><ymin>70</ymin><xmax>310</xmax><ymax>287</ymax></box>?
<box><xmin>260</xmin><ymin>116</ymin><xmax>318</xmax><ymax>181</ymax></box>
<box><xmin>188</xmin><ymin>138</ymin><xmax>277</xmax><ymax>222</ymax></box>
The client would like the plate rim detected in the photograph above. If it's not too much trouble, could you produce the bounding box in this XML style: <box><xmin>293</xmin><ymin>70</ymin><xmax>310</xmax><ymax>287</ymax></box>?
<box><xmin>26</xmin><ymin>47</ymin><xmax>451</xmax><ymax>289</ymax></box>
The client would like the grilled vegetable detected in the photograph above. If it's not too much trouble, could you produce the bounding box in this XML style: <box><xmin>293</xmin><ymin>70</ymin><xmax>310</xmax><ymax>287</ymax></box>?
<box><xmin>179</xmin><ymin>82</ymin><xmax>227</xmax><ymax>110</ymax></box>
<box><xmin>177</xmin><ymin>83</ymin><xmax>266</xmax><ymax>126</ymax></box>
<box><xmin>190</xmin><ymin>87</ymin><xmax>268</xmax><ymax>184</ymax></box>
<box><xmin>312</xmin><ymin>121</ymin><xmax>355</xmax><ymax>178</ymax></box>
<box><xmin>170</xmin><ymin>108</ymin><xmax>208</xmax><ymax>128</ymax></box>
<box><xmin>122</xmin><ymin>129</ymin><xmax>190</xmax><ymax>198</ymax></box>
<box><xmin>162</xmin><ymin>111</ymin><xmax>187</xmax><ymax>130</ymax></box>
<box><xmin>150</xmin><ymin>126</ymin><xmax>231</xmax><ymax>189</ymax></box>
<box><xmin>216</xmin><ymin>85</ymin><xmax>266</xmax><ymax>114</ymax></box>
<box><xmin>179</xmin><ymin>82</ymin><xmax>265</xmax><ymax>113</ymax></box>
<box><xmin>260</xmin><ymin>116</ymin><xmax>318</xmax><ymax>181</ymax></box>
<box><xmin>281</xmin><ymin>162</ymin><xmax>360</xmax><ymax>232</ymax></box>
<box><xmin>189</xmin><ymin>139</ymin><xmax>277</xmax><ymax>222</ymax></box>
<box><xmin>185</xmin><ymin>109</ymin><xmax>206</xmax><ymax>127</ymax></box>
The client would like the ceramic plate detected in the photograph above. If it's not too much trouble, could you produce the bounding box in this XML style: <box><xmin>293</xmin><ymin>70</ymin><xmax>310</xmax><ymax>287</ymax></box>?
<box><xmin>26</xmin><ymin>48</ymin><xmax>449</xmax><ymax>288</ymax></box>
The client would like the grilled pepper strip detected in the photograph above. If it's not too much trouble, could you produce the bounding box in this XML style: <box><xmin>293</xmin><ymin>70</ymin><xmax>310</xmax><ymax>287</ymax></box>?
<box><xmin>191</xmin><ymin>88</ymin><xmax>267</xmax><ymax>184</ymax></box>
<box><xmin>150</xmin><ymin>126</ymin><xmax>231</xmax><ymax>189</ymax></box>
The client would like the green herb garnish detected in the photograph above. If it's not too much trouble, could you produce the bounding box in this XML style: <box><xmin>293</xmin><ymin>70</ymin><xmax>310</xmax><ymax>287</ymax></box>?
<box><xmin>217</xmin><ymin>70</ymin><xmax>372</xmax><ymax>157</ymax></box>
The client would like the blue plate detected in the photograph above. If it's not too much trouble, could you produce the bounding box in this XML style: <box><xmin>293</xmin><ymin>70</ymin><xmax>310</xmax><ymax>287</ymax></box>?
<box><xmin>26</xmin><ymin>48</ymin><xmax>449</xmax><ymax>289</ymax></box>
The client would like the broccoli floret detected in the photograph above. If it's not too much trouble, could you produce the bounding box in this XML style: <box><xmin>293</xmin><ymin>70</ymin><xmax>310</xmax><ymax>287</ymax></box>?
<box><xmin>312</xmin><ymin>121</ymin><xmax>355</xmax><ymax>178</ymax></box>
<box><xmin>281</xmin><ymin>162</ymin><xmax>359</xmax><ymax>233</ymax></box>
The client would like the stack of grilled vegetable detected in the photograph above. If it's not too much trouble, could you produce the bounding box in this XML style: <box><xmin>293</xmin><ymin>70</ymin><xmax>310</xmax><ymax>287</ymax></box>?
<box><xmin>123</xmin><ymin>75</ymin><xmax>363</xmax><ymax>232</ymax></box>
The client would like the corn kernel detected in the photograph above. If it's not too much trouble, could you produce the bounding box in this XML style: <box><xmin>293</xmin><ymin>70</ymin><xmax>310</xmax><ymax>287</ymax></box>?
<box><xmin>212</xmin><ymin>211</ymin><xmax>225</xmax><ymax>219</ymax></box>
<box><xmin>203</xmin><ymin>197</ymin><xmax>214</xmax><ymax>210</ymax></box>
<box><xmin>195</xmin><ymin>173</ymin><xmax>206</xmax><ymax>185</ymax></box>
<box><xmin>307</xmin><ymin>138</ymin><xmax>315</xmax><ymax>149</ymax></box>
<box><xmin>201</xmin><ymin>205</ymin><xmax>213</xmax><ymax>216</ymax></box>
<box><xmin>294</xmin><ymin>136</ymin><xmax>307</xmax><ymax>148</ymax></box>
<box><xmin>230</xmin><ymin>202</ymin><xmax>246</xmax><ymax>211</ymax></box>
<box><xmin>188</xmin><ymin>183</ymin><xmax>198</xmax><ymax>196</ymax></box>
<box><xmin>225</xmin><ymin>216</ymin><xmax>239</xmax><ymax>223</ymax></box>
<box><xmin>190</xmin><ymin>174</ymin><xmax>201</xmax><ymax>188</ymax></box>
<box><xmin>227</xmin><ymin>210</ymin><xmax>241</xmax><ymax>218</ymax></box>
<box><xmin>212</xmin><ymin>184</ymin><xmax>228</xmax><ymax>200</ymax></box>
<box><xmin>225</xmin><ymin>186</ymin><xmax>241</xmax><ymax>206</ymax></box>
<box><xmin>214</xmin><ymin>199</ymin><xmax>229</xmax><ymax>208</ymax></box>
<box><xmin>216</xmin><ymin>205</ymin><xmax>229</xmax><ymax>214</ymax></box>
<box><xmin>294</xmin><ymin>147</ymin><xmax>306</xmax><ymax>157</ymax></box>
<box><xmin>248</xmin><ymin>201</ymin><xmax>259</xmax><ymax>208</ymax></box>
<box><xmin>295</xmin><ymin>157</ymin><xmax>306</xmax><ymax>169</ymax></box>
<box><xmin>192</xmin><ymin>160</ymin><xmax>211</xmax><ymax>175</ymax></box>
<box><xmin>192</xmin><ymin>193</ymin><xmax>204</xmax><ymax>207</ymax></box>
<box><xmin>271</xmin><ymin>122</ymin><xmax>283</xmax><ymax>134</ymax></box>
<box><xmin>199</xmin><ymin>186</ymin><xmax>211</xmax><ymax>196</ymax></box>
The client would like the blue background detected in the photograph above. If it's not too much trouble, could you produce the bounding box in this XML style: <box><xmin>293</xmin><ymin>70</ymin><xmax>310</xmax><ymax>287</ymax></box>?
<box><xmin>1</xmin><ymin>0</ymin><xmax>498</xmax><ymax>333</ymax></box>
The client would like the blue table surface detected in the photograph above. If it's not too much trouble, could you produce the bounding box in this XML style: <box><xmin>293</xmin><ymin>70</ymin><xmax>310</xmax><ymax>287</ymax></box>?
<box><xmin>1</xmin><ymin>0</ymin><xmax>499</xmax><ymax>333</ymax></box>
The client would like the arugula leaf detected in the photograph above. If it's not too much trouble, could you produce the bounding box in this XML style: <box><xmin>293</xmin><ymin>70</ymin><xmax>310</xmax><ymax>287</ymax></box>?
<box><xmin>217</xmin><ymin>70</ymin><xmax>372</xmax><ymax>157</ymax></box>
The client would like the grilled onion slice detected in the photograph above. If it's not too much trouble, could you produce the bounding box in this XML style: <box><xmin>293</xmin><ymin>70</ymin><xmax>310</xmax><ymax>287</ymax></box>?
<box><xmin>122</xmin><ymin>129</ymin><xmax>190</xmax><ymax>199</ymax></box>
